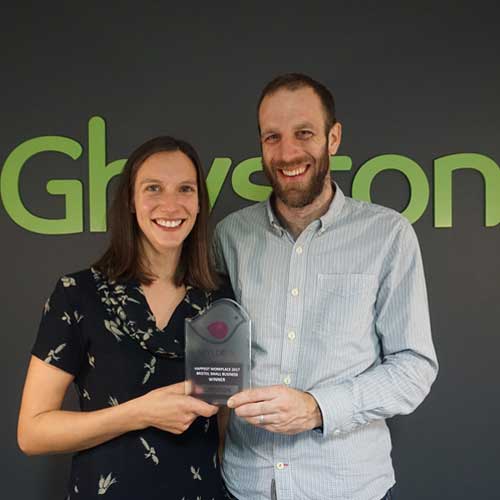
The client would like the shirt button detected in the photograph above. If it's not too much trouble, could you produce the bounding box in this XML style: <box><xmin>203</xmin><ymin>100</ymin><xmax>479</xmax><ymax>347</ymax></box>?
<box><xmin>288</xmin><ymin>330</ymin><xmax>296</xmax><ymax>340</ymax></box>
<box><xmin>291</xmin><ymin>288</ymin><xmax>299</xmax><ymax>297</ymax></box>
<box><xmin>276</xmin><ymin>462</ymin><xmax>285</xmax><ymax>470</ymax></box>
<box><xmin>296</xmin><ymin>246</ymin><xmax>303</xmax><ymax>254</ymax></box>
<box><xmin>283</xmin><ymin>376</ymin><xmax>291</xmax><ymax>385</ymax></box>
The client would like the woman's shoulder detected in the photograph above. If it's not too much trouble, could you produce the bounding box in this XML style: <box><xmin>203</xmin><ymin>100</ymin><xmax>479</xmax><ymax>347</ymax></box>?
<box><xmin>48</xmin><ymin>269</ymin><xmax>98</xmax><ymax>304</ymax></box>
<box><xmin>211</xmin><ymin>275</ymin><xmax>235</xmax><ymax>301</ymax></box>
<box><xmin>186</xmin><ymin>275</ymin><xmax>235</xmax><ymax>306</ymax></box>
<box><xmin>56</xmin><ymin>268</ymin><xmax>95</xmax><ymax>289</ymax></box>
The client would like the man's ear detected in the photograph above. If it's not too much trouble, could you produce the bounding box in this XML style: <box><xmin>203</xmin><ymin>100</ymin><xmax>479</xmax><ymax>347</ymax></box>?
<box><xmin>328</xmin><ymin>122</ymin><xmax>342</xmax><ymax>156</ymax></box>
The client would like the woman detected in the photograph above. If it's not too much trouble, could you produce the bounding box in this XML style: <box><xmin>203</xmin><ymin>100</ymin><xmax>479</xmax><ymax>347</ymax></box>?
<box><xmin>18</xmin><ymin>136</ymin><xmax>232</xmax><ymax>499</ymax></box>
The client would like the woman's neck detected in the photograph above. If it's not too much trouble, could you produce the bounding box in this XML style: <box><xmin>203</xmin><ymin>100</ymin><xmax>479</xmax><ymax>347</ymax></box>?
<box><xmin>140</xmin><ymin>240</ymin><xmax>182</xmax><ymax>285</ymax></box>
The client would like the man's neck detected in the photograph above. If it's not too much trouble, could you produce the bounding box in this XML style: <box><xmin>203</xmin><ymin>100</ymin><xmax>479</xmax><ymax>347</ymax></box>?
<box><xmin>275</xmin><ymin>180</ymin><xmax>334</xmax><ymax>240</ymax></box>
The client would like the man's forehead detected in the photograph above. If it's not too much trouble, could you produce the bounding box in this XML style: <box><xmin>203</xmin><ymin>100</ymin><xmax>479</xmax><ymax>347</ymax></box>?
<box><xmin>259</xmin><ymin>86</ymin><xmax>325</xmax><ymax>129</ymax></box>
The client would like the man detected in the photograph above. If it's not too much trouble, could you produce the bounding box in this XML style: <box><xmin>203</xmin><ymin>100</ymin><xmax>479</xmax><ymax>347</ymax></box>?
<box><xmin>215</xmin><ymin>73</ymin><xmax>438</xmax><ymax>500</ymax></box>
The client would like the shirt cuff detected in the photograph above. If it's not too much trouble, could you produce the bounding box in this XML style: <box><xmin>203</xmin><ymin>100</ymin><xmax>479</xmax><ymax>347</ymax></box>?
<box><xmin>308</xmin><ymin>381</ymin><xmax>354</xmax><ymax>438</ymax></box>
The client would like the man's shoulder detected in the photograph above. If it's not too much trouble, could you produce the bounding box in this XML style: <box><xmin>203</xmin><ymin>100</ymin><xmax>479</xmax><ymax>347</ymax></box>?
<box><xmin>215</xmin><ymin>202</ymin><xmax>268</xmax><ymax>235</ymax></box>
<box><xmin>343</xmin><ymin>196</ymin><xmax>410</xmax><ymax>231</ymax></box>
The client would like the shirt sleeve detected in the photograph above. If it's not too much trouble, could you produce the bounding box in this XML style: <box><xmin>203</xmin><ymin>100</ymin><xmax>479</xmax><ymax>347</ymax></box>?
<box><xmin>31</xmin><ymin>276</ymin><xmax>85</xmax><ymax>376</ymax></box>
<box><xmin>309</xmin><ymin>221</ymin><xmax>439</xmax><ymax>437</ymax></box>
<box><xmin>213</xmin><ymin>222</ymin><xmax>229</xmax><ymax>276</ymax></box>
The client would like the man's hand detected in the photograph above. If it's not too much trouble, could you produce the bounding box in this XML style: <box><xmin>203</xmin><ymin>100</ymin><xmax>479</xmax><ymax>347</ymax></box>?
<box><xmin>227</xmin><ymin>385</ymin><xmax>322</xmax><ymax>435</ymax></box>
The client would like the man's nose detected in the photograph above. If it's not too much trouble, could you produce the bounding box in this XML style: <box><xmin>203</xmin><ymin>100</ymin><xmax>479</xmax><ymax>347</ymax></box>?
<box><xmin>277</xmin><ymin>136</ymin><xmax>301</xmax><ymax>163</ymax></box>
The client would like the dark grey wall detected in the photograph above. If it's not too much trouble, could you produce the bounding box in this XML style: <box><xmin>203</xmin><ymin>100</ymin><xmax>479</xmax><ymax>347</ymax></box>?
<box><xmin>2</xmin><ymin>3</ymin><xmax>499</xmax><ymax>499</ymax></box>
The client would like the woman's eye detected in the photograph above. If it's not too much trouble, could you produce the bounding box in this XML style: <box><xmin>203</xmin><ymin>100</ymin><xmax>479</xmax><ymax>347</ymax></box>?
<box><xmin>180</xmin><ymin>185</ymin><xmax>196</xmax><ymax>193</ymax></box>
<box><xmin>145</xmin><ymin>184</ymin><xmax>160</xmax><ymax>192</ymax></box>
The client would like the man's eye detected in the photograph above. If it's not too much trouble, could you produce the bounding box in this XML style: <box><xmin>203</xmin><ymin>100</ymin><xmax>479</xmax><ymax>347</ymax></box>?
<box><xmin>264</xmin><ymin>134</ymin><xmax>279</xmax><ymax>143</ymax></box>
<box><xmin>297</xmin><ymin>130</ymin><xmax>313</xmax><ymax>139</ymax></box>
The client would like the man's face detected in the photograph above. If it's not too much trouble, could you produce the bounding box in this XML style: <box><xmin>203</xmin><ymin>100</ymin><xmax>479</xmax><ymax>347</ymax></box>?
<box><xmin>259</xmin><ymin>86</ymin><xmax>341</xmax><ymax>208</ymax></box>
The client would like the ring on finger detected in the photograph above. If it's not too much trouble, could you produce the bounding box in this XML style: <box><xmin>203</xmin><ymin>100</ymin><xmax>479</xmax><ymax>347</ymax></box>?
<box><xmin>258</xmin><ymin>414</ymin><xmax>265</xmax><ymax>424</ymax></box>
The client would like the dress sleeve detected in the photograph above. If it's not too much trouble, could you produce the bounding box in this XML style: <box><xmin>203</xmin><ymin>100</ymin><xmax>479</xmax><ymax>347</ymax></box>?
<box><xmin>31</xmin><ymin>276</ymin><xmax>85</xmax><ymax>376</ymax></box>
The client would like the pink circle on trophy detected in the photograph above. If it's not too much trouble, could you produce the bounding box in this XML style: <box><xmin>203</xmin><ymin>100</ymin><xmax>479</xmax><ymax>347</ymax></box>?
<box><xmin>207</xmin><ymin>321</ymin><xmax>229</xmax><ymax>340</ymax></box>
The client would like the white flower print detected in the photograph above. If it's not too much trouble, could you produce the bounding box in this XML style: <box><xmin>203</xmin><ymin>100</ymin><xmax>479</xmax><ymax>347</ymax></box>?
<box><xmin>61</xmin><ymin>312</ymin><xmax>72</xmax><ymax>325</ymax></box>
<box><xmin>142</xmin><ymin>357</ymin><xmax>156</xmax><ymax>384</ymax></box>
<box><xmin>140</xmin><ymin>437</ymin><xmax>160</xmax><ymax>465</ymax></box>
<box><xmin>191</xmin><ymin>465</ymin><xmax>202</xmax><ymax>480</ymax></box>
<box><xmin>44</xmin><ymin>343</ymin><xmax>66</xmax><ymax>363</ymax></box>
<box><xmin>155</xmin><ymin>347</ymin><xmax>180</xmax><ymax>358</ymax></box>
<box><xmin>88</xmin><ymin>352</ymin><xmax>95</xmax><ymax>368</ymax></box>
<box><xmin>213</xmin><ymin>452</ymin><xmax>217</xmax><ymax>469</ymax></box>
<box><xmin>108</xmin><ymin>395</ymin><xmax>119</xmax><ymax>406</ymax></box>
<box><xmin>204</xmin><ymin>418</ymin><xmax>210</xmax><ymax>433</ymax></box>
<box><xmin>74</xmin><ymin>311</ymin><xmax>83</xmax><ymax>323</ymax></box>
<box><xmin>97</xmin><ymin>473</ymin><xmax>117</xmax><ymax>495</ymax></box>
<box><xmin>43</xmin><ymin>297</ymin><xmax>50</xmax><ymax>315</ymax></box>
<box><xmin>137</xmin><ymin>327</ymin><xmax>154</xmax><ymax>341</ymax></box>
<box><xmin>104</xmin><ymin>319</ymin><xmax>125</xmax><ymax>341</ymax></box>
<box><xmin>101</xmin><ymin>292</ymin><xmax>117</xmax><ymax>307</ymax></box>
<box><xmin>116</xmin><ymin>306</ymin><xmax>126</xmax><ymax>321</ymax></box>
<box><xmin>74</xmin><ymin>484</ymin><xmax>79</xmax><ymax>493</ymax></box>
<box><xmin>61</xmin><ymin>276</ymin><xmax>76</xmax><ymax>287</ymax></box>
<box><xmin>82</xmin><ymin>389</ymin><xmax>91</xmax><ymax>400</ymax></box>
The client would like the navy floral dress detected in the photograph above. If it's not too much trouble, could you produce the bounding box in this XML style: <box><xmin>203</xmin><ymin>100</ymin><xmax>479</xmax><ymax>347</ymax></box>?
<box><xmin>32</xmin><ymin>268</ymin><xmax>233</xmax><ymax>500</ymax></box>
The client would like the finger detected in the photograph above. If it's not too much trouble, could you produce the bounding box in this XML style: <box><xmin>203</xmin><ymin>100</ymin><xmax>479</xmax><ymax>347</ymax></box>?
<box><xmin>234</xmin><ymin>401</ymin><xmax>277</xmax><ymax>418</ymax></box>
<box><xmin>249</xmin><ymin>413</ymin><xmax>281</xmax><ymax>427</ymax></box>
<box><xmin>227</xmin><ymin>385</ymin><xmax>282</xmax><ymax>409</ymax></box>
<box><xmin>164</xmin><ymin>381</ymin><xmax>188</xmax><ymax>395</ymax></box>
<box><xmin>188</xmin><ymin>398</ymin><xmax>220</xmax><ymax>418</ymax></box>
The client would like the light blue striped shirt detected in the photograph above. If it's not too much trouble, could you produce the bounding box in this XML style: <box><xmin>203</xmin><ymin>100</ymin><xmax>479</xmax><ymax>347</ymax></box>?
<box><xmin>215</xmin><ymin>185</ymin><xmax>438</xmax><ymax>500</ymax></box>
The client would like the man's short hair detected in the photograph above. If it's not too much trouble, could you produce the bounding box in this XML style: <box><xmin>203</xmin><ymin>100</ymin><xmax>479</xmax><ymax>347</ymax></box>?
<box><xmin>257</xmin><ymin>73</ymin><xmax>337</xmax><ymax>134</ymax></box>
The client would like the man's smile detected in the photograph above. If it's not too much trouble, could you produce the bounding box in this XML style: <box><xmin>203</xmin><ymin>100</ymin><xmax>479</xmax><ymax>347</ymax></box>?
<box><xmin>279</xmin><ymin>164</ymin><xmax>310</xmax><ymax>178</ymax></box>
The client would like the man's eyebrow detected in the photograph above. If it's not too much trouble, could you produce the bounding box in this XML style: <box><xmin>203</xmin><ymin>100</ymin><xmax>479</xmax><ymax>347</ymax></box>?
<box><xmin>294</xmin><ymin>121</ymin><xmax>316</xmax><ymax>130</ymax></box>
<box><xmin>260</xmin><ymin>128</ymin><xmax>278</xmax><ymax>137</ymax></box>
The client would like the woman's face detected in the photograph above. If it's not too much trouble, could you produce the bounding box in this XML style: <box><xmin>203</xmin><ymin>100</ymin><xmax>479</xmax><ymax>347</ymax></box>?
<box><xmin>133</xmin><ymin>150</ymin><xmax>199</xmax><ymax>257</ymax></box>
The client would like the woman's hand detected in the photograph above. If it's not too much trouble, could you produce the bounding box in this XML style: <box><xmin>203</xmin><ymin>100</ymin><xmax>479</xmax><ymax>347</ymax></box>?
<box><xmin>18</xmin><ymin>357</ymin><xmax>218</xmax><ymax>456</ymax></box>
<box><xmin>136</xmin><ymin>382</ymin><xmax>219</xmax><ymax>434</ymax></box>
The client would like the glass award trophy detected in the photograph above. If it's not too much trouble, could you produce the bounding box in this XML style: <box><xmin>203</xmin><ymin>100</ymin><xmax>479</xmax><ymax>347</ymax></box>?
<box><xmin>185</xmin><ymin>299</ymin><xmax>251</xmax><ymax>405</ymax></box>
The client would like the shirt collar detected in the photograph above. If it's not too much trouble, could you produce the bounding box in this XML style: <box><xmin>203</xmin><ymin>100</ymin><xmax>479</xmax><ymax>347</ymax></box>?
<box><xmin>319</xmin><ymin>182</ymin><xmax>346</xmax><ymax>232</ymax></box>
<box><xmin>265</xmin><ymin>182</ymin><xmax>346</xmax><ymax>236</ymax></box>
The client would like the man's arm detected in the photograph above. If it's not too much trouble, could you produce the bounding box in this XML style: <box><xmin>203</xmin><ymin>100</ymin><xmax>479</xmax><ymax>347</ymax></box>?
<box><xmin>229</xmin><ymin>221</ymin><xmax>438</xmax><ymax>437</ymax></box>
<box><xmin>309</xmin><ymin>221</ymin><xmax>438</xmax><ymax>436</ymax></box>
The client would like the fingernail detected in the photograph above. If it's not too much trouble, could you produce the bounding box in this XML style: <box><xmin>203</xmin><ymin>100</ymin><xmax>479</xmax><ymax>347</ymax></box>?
<box><xmin>227</xmin><ymin>398</ymin><xmax>234</xmax><ymax>408</ymax></box>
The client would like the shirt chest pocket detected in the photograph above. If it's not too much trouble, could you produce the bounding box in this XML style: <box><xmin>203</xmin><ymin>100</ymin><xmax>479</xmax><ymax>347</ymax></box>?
<box><xmin>314</xmin><ymin>274</ymin><xmax>377</xmax><ymax>336</ymax></box>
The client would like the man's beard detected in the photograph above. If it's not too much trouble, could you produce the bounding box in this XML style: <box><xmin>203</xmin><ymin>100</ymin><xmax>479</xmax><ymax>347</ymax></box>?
<box><xmin>263</xmin><ymin>147</ymin><xmax>330</xmax><ymax>208</ymax></box>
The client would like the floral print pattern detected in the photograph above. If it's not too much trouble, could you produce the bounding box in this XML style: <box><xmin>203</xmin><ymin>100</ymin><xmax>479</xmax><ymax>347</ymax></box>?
<box><xmin>31</xmin><ymin>268</ymin><xmax>232</xmax><ymax>499</ymax></box>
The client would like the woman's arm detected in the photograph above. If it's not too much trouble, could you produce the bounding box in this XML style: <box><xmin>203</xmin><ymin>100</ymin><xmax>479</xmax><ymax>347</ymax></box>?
<box><xmin>18</xmin><ymin>356</ymin><xmax>219</xmax><ymax>456</ymax></box>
